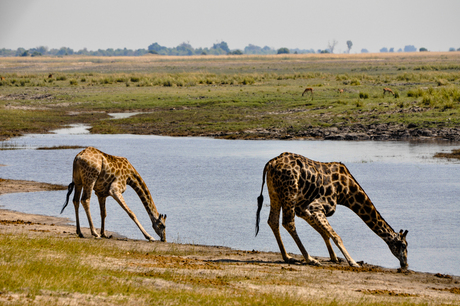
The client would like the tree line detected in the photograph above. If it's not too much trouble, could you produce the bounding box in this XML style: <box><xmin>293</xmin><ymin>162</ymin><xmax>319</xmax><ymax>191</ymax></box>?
<box><xmin>0</xmin><ymin>42</ymin><xmax>316</xmax><ymax>57</ymax></box>
<box><xmin>1</xmin><ymin>41</ymin><xmax>455</xmax><ymax>57</ymax></box>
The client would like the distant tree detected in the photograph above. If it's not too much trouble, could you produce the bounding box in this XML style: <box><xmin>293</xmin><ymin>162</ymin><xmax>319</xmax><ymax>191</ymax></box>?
<box><xmin>404</xmin><ymin>45</ymin><xmax>417</xmax><ymax>52</ymax></box>
<box><xmin>346</xmin><ymin>40</ymin><xmax>353</xmax><ymax>53</ymax></box>
<box><xmin>148</xmin><ymin>50</ymin><xmax>158</xmax><ymax>54</ymax></box>
<box><xmin>328</xmin><ymin>39</ymin><xmax>338</xmax><ymax>53</ymax></box>
<box><xmin>320</xmin><ymin>49</ymin><xmax>330</xmax><ymax>54</ymax></box>
<box><xmin>397</xmin><ymin>48</ymin><xmax>403</xmax><ymax>52</ymax></box>
<box><xmin>361</xmin><ymin>48</ymin><xmax>369</xmax><ymax>53</ymax></box>
<box><xmin>449</xmin><ymin>47</ymin><xmax>456</xmax><ymax>52</ymax></box>
<box><xmin>20</xmin><ymin>50</ymin><xmax>29</xmax><ymax>57</ymax></box>
<box><xmin>419</xmin><ymin>47</ymin><xmax>428</xmax><ymax>52</ymax></box>
<box><xmin>212</xmin><ymin>41</ymin><xmax>230</xmax><ymax>53</ymax></box>
<box><xmin>380</xmin><ymin>47</ymin><xmax>388</xmax><ymax>53</ymax></box>
<box><xmin>15</xmin><ymin>48</ymin><xmax>26</xmax><ymax>56</ymax></box>
<box><xmin>228</xmin><ymin>49</ymin><xmax>243</xmax><ymax>55</ymax></box>
<box><xmin>31</xmin><ymin>51</ymin><xmax>42</xmax><ymax>57</ymax></box>
<box><xmin>457</xmin><ymin>48</ymin><xmax>460</xmax><ymax>51</ymax></box>
<box><xmin>277</xmin><ymin>47</ymin><xmax>290</xmax><ymax>54</ymax></box>
<box><xmin>148</xmin><ymin>42</ymin><xmax>168</xmax><ymax>54</ymax></box>
<box><xmin>389</xmin><ymin>48</ymin><xmax>395</xmax><ymax>52</ymax></box>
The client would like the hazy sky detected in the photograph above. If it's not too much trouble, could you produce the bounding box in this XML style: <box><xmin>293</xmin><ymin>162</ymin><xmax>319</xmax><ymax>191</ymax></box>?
<box><xmin>1</xmin><ymin>0</ymin><xmax>459</xmax><ymax>53</ymax></box>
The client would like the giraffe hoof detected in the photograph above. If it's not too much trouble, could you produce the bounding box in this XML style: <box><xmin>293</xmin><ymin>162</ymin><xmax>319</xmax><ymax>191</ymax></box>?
<box><xmin>308</xmin><ymin>259</ymin><xmax>322</xmax><ymax>266</ymax></box>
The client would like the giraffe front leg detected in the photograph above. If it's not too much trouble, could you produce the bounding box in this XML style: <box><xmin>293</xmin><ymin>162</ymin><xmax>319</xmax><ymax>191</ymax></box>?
<box><xmin>311</xmin><ymin>212</ymin><xmax>359</xmax><ymax>267</ymax></box>
<box><xmin>109</xmin><ymin>189</ymin><xmax>155</xmax><ymax>241</ymax></box>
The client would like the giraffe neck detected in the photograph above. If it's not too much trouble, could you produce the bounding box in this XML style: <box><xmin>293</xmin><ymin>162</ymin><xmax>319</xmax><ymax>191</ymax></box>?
<box><xmin>127</xmin><ymin>170</ymin><xmax>160</xmax><ymax>222</ymax></box>
<box><xmin>341</xmin><ymin>185</ymin><xmax>398</xmax><ymax>244</ymax></box>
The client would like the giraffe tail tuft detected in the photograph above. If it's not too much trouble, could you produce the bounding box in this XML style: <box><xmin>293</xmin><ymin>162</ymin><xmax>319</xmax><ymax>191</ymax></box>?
<box><xmin>255</xmin><ymin>162</ymin><xmax>268</xmax><ymax>237</ymax></box>
<box><xmin>61</xmin><ymin>182</ymin><xmax>75</xmax><ymax>214</ymax></box>
<box><xmin>255</xmin><ymin>194</ymin><xmax>264</xmax><ymax>236</ymax></box>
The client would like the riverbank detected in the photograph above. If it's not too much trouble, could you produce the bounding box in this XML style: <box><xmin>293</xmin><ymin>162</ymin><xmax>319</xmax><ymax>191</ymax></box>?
<box><xmin>0</xmin><ymin>179</ymin><xmax>459</xmax><ymax>305</ymax></box>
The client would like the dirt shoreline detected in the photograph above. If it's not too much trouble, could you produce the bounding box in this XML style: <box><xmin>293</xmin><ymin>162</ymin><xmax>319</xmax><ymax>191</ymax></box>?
<box><xmin>0</xmin><ymin>178</ymin><xmax>459</xmax><ymax>304</ymax></box>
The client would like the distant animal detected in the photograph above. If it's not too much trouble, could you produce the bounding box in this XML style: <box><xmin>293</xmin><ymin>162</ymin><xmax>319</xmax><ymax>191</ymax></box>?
<box><xmin>302</xmin><ymin>87</ymin><xmax>313</xmax><ymax>96</ymax></box>
<box><xmin>338</xmin><ymin>89</ymin><xmax>344</xmax><ymax>94</ymax></box>
<box><xmin>0</xmin><ymin>77</ymin><xmax>5</xmax><ymax>81</ymax></box>
<box><xmin>48</xmin><ymin>74</ymin><xmax>53</xmax><ymax>78</ymax></box>
<box><xmin>61</xmin><ymin>147</ymin><xmax>167</xmax><ymax>242</ymax></box>
<box><xmin>383</xmin><ymin>88</ymin><xmax>394</xmax><ymax>96</ymax></box>
<box><xmin>256</xmin><ymin>152</ymin><xmax>409</xmax><ymax>270</ymax></box>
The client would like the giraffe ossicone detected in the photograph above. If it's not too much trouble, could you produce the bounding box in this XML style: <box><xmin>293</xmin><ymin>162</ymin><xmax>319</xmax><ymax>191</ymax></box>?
<box><xmin>256</xmin><ymin>152</ymin><xmax>408</xmax><ymax>270</ymax></box>
<box><xmin>61</xmin><ymin>147</ymin><xmax>167</xmax><ymax>242</ymax></box>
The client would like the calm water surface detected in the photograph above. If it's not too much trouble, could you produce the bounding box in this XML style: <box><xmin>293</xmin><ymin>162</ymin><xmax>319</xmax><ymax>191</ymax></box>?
<box><xmin>1</xmin><ymin>126</ymin><xmax>459</xmax><ymax>275</ymax></box>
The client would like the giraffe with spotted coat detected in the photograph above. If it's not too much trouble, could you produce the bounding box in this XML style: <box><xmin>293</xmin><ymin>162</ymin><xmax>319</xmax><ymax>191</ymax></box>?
<box><xmin>256</xmin><ymin>152</ymin><xmax>408</xmax><ymax>269</ymax></box>
<box><xmin>61</xmin><ymin>147</ymin><xmax>167</xmax><ymax>241</ymax></box>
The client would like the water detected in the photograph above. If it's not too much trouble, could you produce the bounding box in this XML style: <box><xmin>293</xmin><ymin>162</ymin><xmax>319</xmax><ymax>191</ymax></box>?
<box><xmin>0</xmin><ymin>130</ymin><xmax>459</xmax><ymax>275</ymax></box>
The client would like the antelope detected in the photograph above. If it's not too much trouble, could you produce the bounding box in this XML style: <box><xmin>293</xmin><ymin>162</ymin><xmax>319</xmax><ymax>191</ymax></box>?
<box><xmin>302</xmin><ymin>87</ymin><xmax>313</xmax><ymax>96</ymax></box>
<box><xmin>383</xmin><ymin>88</ymin><xmax>394</xmax><ymax>96</ymax></box>
<box><xmin>338</xmin><ymin>89</ymin><xmax>344</xmax><ymax>94</ymax></box>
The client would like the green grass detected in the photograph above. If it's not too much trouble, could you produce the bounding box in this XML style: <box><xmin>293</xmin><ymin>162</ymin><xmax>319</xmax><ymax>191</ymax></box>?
<box><xmin>0</xmin><ymin>53</ymin><xmax>460</xmax><ymax>139</ymax></box>
<box><xmin>1</xmin><ymin>233</ymin><xmax>405</xmax><ymax>305</ymax></box>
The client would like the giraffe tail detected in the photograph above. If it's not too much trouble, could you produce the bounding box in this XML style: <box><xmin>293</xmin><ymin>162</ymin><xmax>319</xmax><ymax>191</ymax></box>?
<box><xmin>61</xmin><ymin>182</ymin><xmax>75</xmax><ymax>214</ymax></box>
<box><xmin>255</xmin><ymin>163</ymin><xmax>268</xmax><ymax>236</ymax></box>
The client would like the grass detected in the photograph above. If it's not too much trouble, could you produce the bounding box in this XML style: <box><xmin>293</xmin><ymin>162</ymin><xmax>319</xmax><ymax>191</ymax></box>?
<box><xmin>0</xmin><ymin>52</ymin><xmax>460</xmax><ymax>139</ymax></box>
<box><xmin>0</xmin><ymin>233</ymin><xmax>431</xmax><ymax>305</ymax></box>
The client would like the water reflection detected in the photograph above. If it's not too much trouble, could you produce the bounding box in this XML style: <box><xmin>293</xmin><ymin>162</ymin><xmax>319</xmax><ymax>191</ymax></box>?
<box><xmin>0</xmin><ymin>131</ymin><xmax>459</xmax><ymax>275</ymax></box>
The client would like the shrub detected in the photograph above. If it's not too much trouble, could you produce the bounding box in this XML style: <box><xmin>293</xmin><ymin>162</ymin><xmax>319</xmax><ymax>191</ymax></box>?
<box><xmin>69</xmin><ymin>79</ymin><xmax>78</xmax><ymax>86</ymax></box>
<box><xmin>56</xmin><ymin>76</ymin><xmax>67</xmax><ymax>81</ymax></box>
<box><xmin>130</xmin><ymin>76</ymin><xmax>140</xmax><ymax>82</ymax></box>
<box><xmin>350</xmin><ymin>79</ymin><xmax>361</xmax><ymax>86</ymax></box>
<box><xmin>277</xmin><ymin>48</ymin><xmax>290</xmax><ymax>54</ymax></box>
<box><xmin>394</xmin><ymin>91</ymin><xmax>400</xmax><ymax>98</ymax></box>
<box><xmin>359</xmin><ymin>92</ymin><xmax>369</xmax><ymax>99</ymax></box>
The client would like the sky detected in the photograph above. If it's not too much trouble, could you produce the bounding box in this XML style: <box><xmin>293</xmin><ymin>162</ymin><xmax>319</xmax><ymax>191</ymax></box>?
<box><xmin>1</xmin><ymin>0</ymin><xmax>459</xmax><ymax>54</ymax></box>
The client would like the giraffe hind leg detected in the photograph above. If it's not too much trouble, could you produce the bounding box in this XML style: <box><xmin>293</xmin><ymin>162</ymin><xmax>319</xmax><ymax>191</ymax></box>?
<box><xmin>267</xmin><ymin>196</ymin><xmax>299</xmax><ymax>264</ymax></box>
<box><xmin>281</xmin><ymin>205</ymin><xmax>321</xmax><ymax>266</ymax></box>
<box><xmin>72</xmin><ymin>183</ymin><xmax>84</xmax><ymax>238</ymax></box>
<box><xmin>80</xmin><ymin>185</ymin><xmax>100</xmax><ymax>238</ymax></box>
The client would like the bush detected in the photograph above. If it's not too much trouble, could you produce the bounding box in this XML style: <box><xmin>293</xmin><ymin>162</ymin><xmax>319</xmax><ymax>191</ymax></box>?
<box><xmin>69</xmin><ymin>79</ymin><xmax>78</xmax><ymax>86</ymax></box>
<box><xmin>350</xmin><ymin>79</ymin><xmax>361</xmax><ymax>86</ymax></box>
<box><xmin>359</xmin><ymin>92</ymin><xmax>369</xmax><ymax>99</ymax></box>
<box><xmin>56</xmin><ymin>76</ymin><xmax>67</xmax><ymax>81</ymax></box>
<box><xmin>277</xmin><ymin>48</ymin><xmax>290</xmax><ymax>54</ymax></box>
<box><xmin>130</xmin><ymin>76</ymin><xmax>140</xmax><ymax>82</ymax></box>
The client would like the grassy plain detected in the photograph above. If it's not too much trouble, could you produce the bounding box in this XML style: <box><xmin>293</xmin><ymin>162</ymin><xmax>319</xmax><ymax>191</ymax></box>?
<box><xmin>1</xmin><ymin>208</ymin><xmax>459</xmax><ymax>306</ymax></box>
<box><xmin>1</xmin><ymin>52</ymin><xmax>460</xmax><ymax>139</ymax></box>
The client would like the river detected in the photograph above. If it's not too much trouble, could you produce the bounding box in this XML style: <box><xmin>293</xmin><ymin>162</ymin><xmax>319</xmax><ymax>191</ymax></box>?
<box><xmin>0</xmin><ymin>124</ymin><xmax>459</xmax><ymax>275</ymax></box>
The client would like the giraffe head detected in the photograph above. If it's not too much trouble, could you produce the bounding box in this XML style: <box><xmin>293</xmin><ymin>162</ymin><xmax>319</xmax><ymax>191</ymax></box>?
<box><xmin>389</xmin><ymin>229</ymin><xmax>409</xmax><ymax>270</ymax></box>
<box><xmin>153</xmin><ymin>214</ymin><xmax>167</xmax><ymax>242</ymax></box>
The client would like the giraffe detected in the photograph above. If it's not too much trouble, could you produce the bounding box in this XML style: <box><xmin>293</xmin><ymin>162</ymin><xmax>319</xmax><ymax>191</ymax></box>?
<box><xmin>256</xmin><ymin>152</ymin><xmax>408</xmax><ymax>270</ymax></box>
<box><xmin>61</xmin><ymin>147</ymin><xmax>167</xmax><ymax>241</ymax></box>
<box><xmin>383</xmin><ymin>87</ymin><xmax>394</xmax><ymax>96</ymax></box>
<box><xmin>302</xmin><ymin>87</ymin><xmax>313</xmax><ymax>96</ymax></box>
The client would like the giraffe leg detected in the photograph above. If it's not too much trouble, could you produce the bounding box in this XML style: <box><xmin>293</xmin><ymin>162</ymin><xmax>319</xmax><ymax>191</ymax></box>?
<box><xmin>109</xmin><ymin>189</ymin><xmax>155</xmax><ymax>241</ymax></box>
<box><xmin>98</xmin><ymin>196</ymin><xmax>111</xmax><ymax>238</ymax></box>
<box><xmin>72</xmin><ymin>183</ymin><xmax>84</xmax><ymax>238</ymax></box>
<box><xmin>308</xmin><ymin>211</ymin><xmax>359</xmax><ymax>267</ymax></box>
<box><xmin>80</xmin><ymin>185</ymin><xmax>100</xmax><ymax>238</ymax></box>
<box><xmin>267</xmin><ymin>196</ymin><xmax>298</xmax><ymax>263</ymax></box>
<box><xmin>281</xmin><ymin>207</ymin><xmax>321</xmax><ymax>266</ymax></box>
